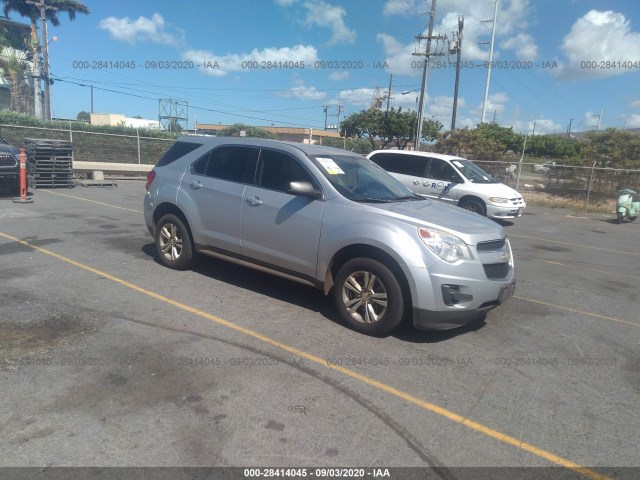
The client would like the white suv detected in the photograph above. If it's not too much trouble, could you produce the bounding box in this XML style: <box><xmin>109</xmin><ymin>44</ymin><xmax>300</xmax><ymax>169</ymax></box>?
<box><xmin>368</xmin><ymin>151</ymin><xmax>526</xmax><ymax>220</ymax></box>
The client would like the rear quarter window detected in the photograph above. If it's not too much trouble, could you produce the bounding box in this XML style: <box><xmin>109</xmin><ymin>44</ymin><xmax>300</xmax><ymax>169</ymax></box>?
<box><xmin>156</xmin><ymin>141</ymin><xmax>203</xmax><ymax>167</ymax></box>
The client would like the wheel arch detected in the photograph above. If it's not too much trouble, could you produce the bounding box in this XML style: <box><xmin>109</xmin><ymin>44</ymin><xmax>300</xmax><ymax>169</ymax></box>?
<box><xmin>458</xmin><ymin>195</ymin><xmax>487</xmax><ymax>214</ymax></box>
<box><xmin>324</xmin><ymin>244</ymin><xmax>412</xmax><ymax>314</ymax></box>
<box><xmin>153</xmin><ymin>203</ymin><xmax>195</xmax><ymax>249</ymax></box>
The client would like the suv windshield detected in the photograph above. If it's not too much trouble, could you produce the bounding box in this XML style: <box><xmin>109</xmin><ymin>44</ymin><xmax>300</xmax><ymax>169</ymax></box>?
<box><xmin>310</xmin><ymin>154</ymin><xmax>421</xmax><ymax>202</ymax></box>
<box><xmin>452</xmin><ymin>159</ymin><xmax>498</xmax><ymax>184</ymax></box>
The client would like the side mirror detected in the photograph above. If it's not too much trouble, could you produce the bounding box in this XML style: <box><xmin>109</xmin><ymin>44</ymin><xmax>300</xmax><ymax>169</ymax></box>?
<box><xmin>289</xmin><ymin>181</ymin><xmax>322</xmax><ymax>200</ymax></box>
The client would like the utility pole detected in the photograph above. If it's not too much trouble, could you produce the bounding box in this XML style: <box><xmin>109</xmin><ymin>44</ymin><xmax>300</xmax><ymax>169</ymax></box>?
<box><xmin>481</xmin><ymin>0</ymin><xmax>498</xmax><ymax>124</ymax></box>
<box><xmin>492</xmin><ymin>109</ymin><xmax>497</xmax><ymax>124</ymax></box>
<box><xmin>323</xmin><ymin>106</ymin><xmax>328</xmax><ymax>130</ymax></box>
<box><xmin>336</xmin><ymin>105</ymin><xmax>343</xmax><ymax>134</ymax></box>
<box><xmin>451</xmin><ymin>15</ymin><xmax>463</xmax><ymax>131</ymax></box>
<box><xmin>413</xmin><ymin>0</ymin><xmax>444</xmax><ymax>150</ymax></box>
<box><xmin>29</xmin><ymin>23</ymin><xmax>42</xmax><ymax>120</ymax></box>
<box><xmin>27</xmin><ymin>0</ymin><xmax>56</xmax><ymax>121</ymax></box>
<box><xmin>384</xmin><ymin>74</ymin><xmax>393</xmax><ymax>142</ymax></box>
<box><xmin>90</xmin><ymin>84</ymin><xmax>94</xmax><ymax>113</ymax></box>
<box><xmin>532</xmin><ymin>121</ymin><xmax>536</xmax><ymax>136</ymax></box>
<box><xmin>566</xmin><ymin>118</ymin><xmax>573</xmax><ymax>138</ymax></box>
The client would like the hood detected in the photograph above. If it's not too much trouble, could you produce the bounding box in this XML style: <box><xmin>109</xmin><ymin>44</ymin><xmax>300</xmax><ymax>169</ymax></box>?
<box><xmin>0</xmin><ymin>143</ymin><xmax>19</xmax><ymax>156</ymax></box>
<box><xmin>362</xmin><ymin>199</ymin><xmax>505</xmax><ymax>245</ymax></box>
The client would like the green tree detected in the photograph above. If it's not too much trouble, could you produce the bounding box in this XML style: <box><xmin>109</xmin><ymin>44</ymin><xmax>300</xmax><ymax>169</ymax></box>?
<box><xmin>582</xmin><ymin>129</ymin><xmax>640</xmax><ymax>168</ymax></box>
<box><xmin>76</xmin><ymin>110</ymin><xmax>89</xmax><ymax>122</ymax></box>
<box><xmin>341</xmin><ymin>108</ymin><xmax>442</xmax><ymax>151</ymax></box>
<box><xmin>217</xmin><ymin>123</ymin><xmax>277</xmax><ymax>139</ymax></box>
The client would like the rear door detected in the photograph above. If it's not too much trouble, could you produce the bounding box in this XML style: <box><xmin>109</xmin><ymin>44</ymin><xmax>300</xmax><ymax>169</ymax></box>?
<box><xmin>368</xmin><ymin>152</ymin><xmax>428</xmax><ymax>195</ymax></box>
<box><xmin>240</xmin><ymin>148</ymin><xmax>323</xmax><ymax>280</ymax></box>
<box><xmin>183</xmin><ymin>145</ymin><xmax>259</xmax><ymax>253</ymax></box>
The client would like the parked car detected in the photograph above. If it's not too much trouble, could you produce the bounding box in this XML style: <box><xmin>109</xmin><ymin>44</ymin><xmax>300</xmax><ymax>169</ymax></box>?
<box><xmin>533</xmin><ymin>161</ymin><xmax>556</xmax><ymax>174</ymax></box>
<box><xmin>0</xmin><ymin>138</ymin><xmax>20</xmax><ymax>194</ymax></box>
<box><xmin>144</xmin><ymin>138</ymin><xmax>515</xmax><ymax>335</ymax></box>
<box><xmin>367</xmin><ymin>150</ymin><xmax>526</xmax><ymax>220</ymax></box>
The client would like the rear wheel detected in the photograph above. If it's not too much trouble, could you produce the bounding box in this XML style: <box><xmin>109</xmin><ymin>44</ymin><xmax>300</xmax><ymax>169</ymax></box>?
<box><xmin>333</xmin><ymin>258</ymin><xmax>404</xmax><ymax>335</ymax></box>
<box><xmin>459</xmin><ymin>198</ymin><xmax>487</xmax><ymax>216</ymax></box>
<box><xmin>155</xmin><ymin>213</ymin><xmax>193</xmax><ymax>270</ymax></box>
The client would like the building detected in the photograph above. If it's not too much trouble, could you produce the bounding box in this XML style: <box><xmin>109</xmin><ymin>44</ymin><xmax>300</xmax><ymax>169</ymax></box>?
<box><xmin>195</xmin><ymin>123</ymin><xmax>343</xmax><ymax>144</ymax></box>
<box><xmin>90</xmin><ymin>113</ymin><xmax>161</xmax><ymax>130</ymax></box>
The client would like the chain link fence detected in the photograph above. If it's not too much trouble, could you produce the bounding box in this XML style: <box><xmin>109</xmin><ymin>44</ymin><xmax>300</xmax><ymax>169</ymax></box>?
<box><xmin>475</xmin><ymin>160</ymin><xmax>640</xmax><ymax>213</ymax></box>
<box><xmin>0</xmin><ymin>123</ymin><xmax>173</xmax><ymax>165</ymax></box>
<box><xmin>1</xmin><ymin>122</ymin><xmax>639</xmax><ymax>213</ymax></box>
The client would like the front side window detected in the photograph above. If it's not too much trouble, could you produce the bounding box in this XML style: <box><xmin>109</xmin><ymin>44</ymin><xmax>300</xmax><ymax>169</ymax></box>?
<box><xmin>311</xmin><ymin>154</ymin><xmax>420</xmax><ymax>203</ymax></box>
<box><xmin>256</xmin><ymin>149</ymin><xmax>314</xmax><ymax>193</ymax></box>
<box><xmin>452</xmin><ymin>159</ymin><xmax>498</xmax><ymax>184</ymax></box>
<box><xmin>427</xmin><ymin>158</ymin><xmax>462</xmax><ymax>182</ymax></box>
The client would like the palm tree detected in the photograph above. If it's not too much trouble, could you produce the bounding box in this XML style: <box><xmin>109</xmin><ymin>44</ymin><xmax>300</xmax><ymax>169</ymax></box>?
<box><xmin>2</xmin><ymin>0</ymin><xmax>89</xmax><ymax>117</ymax></box>
<box><xmin>0</xmin><ymin>45</ymin><xmax>31</xmax><ymax>112</ymax></box>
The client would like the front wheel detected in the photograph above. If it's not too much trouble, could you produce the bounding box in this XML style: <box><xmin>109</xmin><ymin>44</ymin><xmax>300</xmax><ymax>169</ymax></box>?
<box><xmin>616</xmin><ymin>212</ymin><xmax>624</xmax><ymax>224</ymax></box>
<box><xmin>333</xmin><ymin>258</ymin><xmax>404</xmax><ymax>335</ymax></box>
<box><xmin>155</xmin><ymin>213</ymin><xmax>193</xmax><ymax>270</ymax></box>
<box><xmin>459</xmin><ymin>198</ymin><xmax>487</xmax><ymax>216</ymax></box>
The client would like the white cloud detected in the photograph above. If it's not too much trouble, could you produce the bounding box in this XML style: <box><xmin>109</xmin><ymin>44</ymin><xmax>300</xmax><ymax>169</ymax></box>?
<box><xmin>623</xmin><ymin>115</ymin><xmax>640</xmax><ymax>128</ymax></box>
<box><xmin>583</xmin><ymin>110</ymin><xmax>604</xmax><ymax>130</ymax></box>
<box><xmin>274</xmin><ymin>0</ymin><xmax>297</xmax><ymax>5</ymax></box>
<box><xmin>303</xmin><ymin>1</ymin><xmax>356</xmax><ymax>45</ymax></box>
<box><xmin>501</xmin><ymin>33</ymin><xmax>538</xmax><ymax>60</ymax></box>
<box><xmin>556</xmin><ymin>10</ymin><xmax>640</xmax><ymax>80</ymax></box>
<box><xmin>630</xmin><ymin>100</ymin><xmax>640</xmax><ymax>109</ymax></box>
<box><xmin>376</xmin><ymin>33</ymin><xmax>421</xmax><ymax>77</ymax></box>
<box><xmin>383</xmin><ymin>0</ymin><xmax>419</xmax><ymax>16</ymax></box>
<box><xmin>378</xmin><ymin>0</ymin><xmax>538</xmax><ymax>68</ymax></box>
<box><xmin>328</xmin><ymin>71</ymin><xmax>349</xmax><ymax>81</ymax></box>
<box><xmin>427</xmin><ymin>95</ymin><xmax>466</xmax><ymax>125</ymax></box>
<box><xmin>277</xmin><ymin>80</ymin><xmax>326</xmax><ymax>101</ymax></box>
<box><xmin>513</xmin><ymin>118</ymin><xmax>563</xmax><ymax>135</ymax></box>
<box><xmin>182</xmin><ymin>44</ymin><xmax>318</xmax><ymax>77</ymax></box>
<box><xmin>468</xmin><ymin>92</ymin><xmax>509</xmax><ymax>123</ymax></box>
<box><xmin>335</xmin><ymin>88</ymin><xmax>378</xmax><ymax>108</ymax></box>
<box><xmin>99</xmin><ymin>13</ymin><xmax>178</xmax><ymax>45</ymax></box>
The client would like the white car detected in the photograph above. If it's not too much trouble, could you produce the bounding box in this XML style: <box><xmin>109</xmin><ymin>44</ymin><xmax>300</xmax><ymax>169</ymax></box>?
<box><xmin>367</xmin><ymin>150</ymin><xmax>526</xmax><ymax>220</ymax></box>
<box><xmin>533</xmin><ymin>161</ymin><xmax>555</xmax><ymax>174</ymax></box>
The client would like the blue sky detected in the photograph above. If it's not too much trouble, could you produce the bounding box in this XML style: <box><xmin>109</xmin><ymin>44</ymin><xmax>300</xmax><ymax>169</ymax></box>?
<box><xmin>32</xmin><ymin>0</ymin><xmax>640</xmax><ymax>134</ymax></box>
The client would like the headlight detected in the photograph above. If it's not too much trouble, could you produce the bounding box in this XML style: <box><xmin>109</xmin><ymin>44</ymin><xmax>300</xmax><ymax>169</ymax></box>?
<box><xmin>489</xmin><ymin>197</ymin><xmax>509</xmax><ymax>203</ymax></box>
<box><xmin>418</xmin><ymin>227</ymin><xmax>473</xmax><ymax>263</ymax></box>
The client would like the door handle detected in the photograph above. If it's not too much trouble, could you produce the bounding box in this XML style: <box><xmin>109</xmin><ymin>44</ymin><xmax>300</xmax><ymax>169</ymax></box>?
<box><xmin>245</xmin><ymin>196</ymin><xmax>263</xmax><ymax>206</ymax></box>
<box><xmin>413</xmin><ymin>180</ymin><xmax>420</xmax><ymax>185</ymax></box>
<box><xmin>189</xmin><ymin>180</ymin><xmax>202</xmax><ymax>190</ymax></box>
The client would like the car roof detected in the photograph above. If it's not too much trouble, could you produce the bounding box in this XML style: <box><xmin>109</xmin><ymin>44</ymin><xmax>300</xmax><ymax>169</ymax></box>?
<box><xmin>368</xmin><ymin>150</ymin><xmax>466</xmax><ymax>161</ymax></box>
<box><xmin>175</xmin><ymin>136</ymin><xmax>360</xmax><ymax>157</ymax></box>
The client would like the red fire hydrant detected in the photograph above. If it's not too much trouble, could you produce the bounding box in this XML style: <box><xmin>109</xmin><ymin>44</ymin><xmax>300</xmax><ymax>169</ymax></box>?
<box><xmin>13</xmin><ymin>147</ymin><xmax>34</xmax><ymax>204</ymax></box>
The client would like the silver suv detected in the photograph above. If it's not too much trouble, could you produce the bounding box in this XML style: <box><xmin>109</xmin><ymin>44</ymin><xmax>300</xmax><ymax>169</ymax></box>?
<box><xmin>144</xmin><ymin>138</ymin><xmax>515</xmax><ymax>335</ymax></box>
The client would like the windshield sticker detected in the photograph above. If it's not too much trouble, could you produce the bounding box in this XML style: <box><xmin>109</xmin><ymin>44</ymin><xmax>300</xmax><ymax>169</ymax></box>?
<box><xmin>452</xmin><ymin>160</ymin><xmax>463</xmax><ymax>167</ymax></box>
<box><xmin>317</xmin><ymin>157</ymin><xmax>345</xmax><ymax>175</ymax></box>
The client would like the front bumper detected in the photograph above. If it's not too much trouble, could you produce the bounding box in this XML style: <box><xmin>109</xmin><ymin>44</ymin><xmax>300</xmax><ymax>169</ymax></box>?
<box><xmin>487</xmin><ymin>202</ymin><xmax>526</xmax><ymax>220</ymax></box>
<box><xmin>407</xmin><ymin>261</ymin><xmax>515</xmax><ymax>331</ymax></box>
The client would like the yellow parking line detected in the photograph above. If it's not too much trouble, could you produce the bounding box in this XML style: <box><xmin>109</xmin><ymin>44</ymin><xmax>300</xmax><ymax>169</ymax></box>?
<box><xmin>40</xmin><ymin>189</ymin><xmax>142</xmax><ymax>214</ymax></box>
<box><xmin>510</xmin><ymin>234</ymin><xmax>640</xmax><ymax>257</ymax></box>
<box><xmin>514</xmin><ymin>295</ymin><xmax>639</xmax><ymax>328</ymax></box>
<box><xmin>0</xmin><ymin>230</ymin><xmax>610</xmax><ymax>480</ymax></box>
<box><xmin>530</xmin><ymin>258</ymin><xmax>640</xmax><ymax>280</ymax></box>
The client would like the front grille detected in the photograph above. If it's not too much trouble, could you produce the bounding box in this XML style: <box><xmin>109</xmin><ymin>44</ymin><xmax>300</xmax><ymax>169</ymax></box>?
<box><xmin>483</xmin><ymin>262</ymin><xmax>510</xmax><ymax>279</ymax></box>
<box><xmin>477</xmin><ymin>238</ymin><xmax>506</xmax><ymax>251</ymax></box>
<box><xmin>0</xmin><ymin>154</ymin><xmax>17</xmax><ymax>168</ymax></box>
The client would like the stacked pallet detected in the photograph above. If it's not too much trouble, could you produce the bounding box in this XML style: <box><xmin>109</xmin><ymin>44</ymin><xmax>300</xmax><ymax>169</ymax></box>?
<box><xmin>24</xmin><ymin>138</ymin><xmax>73</xmax><ymax>188</ymax></box>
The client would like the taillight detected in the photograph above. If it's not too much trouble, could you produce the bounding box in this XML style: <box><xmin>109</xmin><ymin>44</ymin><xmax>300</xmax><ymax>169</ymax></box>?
<box><xmin>146</xmin><ymin>170</ymin><xmax>156</xmax><ymax>190</ymax></box>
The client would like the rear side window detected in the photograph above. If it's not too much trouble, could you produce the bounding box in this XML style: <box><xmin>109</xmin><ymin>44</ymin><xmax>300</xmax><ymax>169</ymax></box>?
<box><xmin>156</xmin><ymin>141</ymin><xmax>202</xmax><ymax>167</ymax></box>
<box><xmin>192</xmin><ymin>146</ymin><xmax>259</xmax><ymax>183</ymax></box>
<box><xmin>370</xmin><ymin>153</ymin><xmax>427</xmax><ymax>177</ymax></box>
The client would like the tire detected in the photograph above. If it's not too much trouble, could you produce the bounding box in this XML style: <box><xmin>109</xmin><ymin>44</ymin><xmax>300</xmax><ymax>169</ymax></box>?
<box><xmin>333</xmin><ymin>258</ymin><xmax>404</xmax><ymax>335</ymax></box>
<box><xmin>155</xmin><ymin>213</ymin><xmax>193</xmax><ymax>270</ymax></box>
<box><xmin>616</xmin><ymin>213</ymin><xmax>624</xmax><ymax>224</ymax></box>
<box><xmin>459</xmin><ymin>198</ymin><xmax>487</xmax><ymax>216</ymax></box>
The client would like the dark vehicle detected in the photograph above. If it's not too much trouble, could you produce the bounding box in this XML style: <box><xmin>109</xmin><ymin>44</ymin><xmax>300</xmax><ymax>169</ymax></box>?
<box><xmin>0</xmin><ymin>138</ymin><xmax>20</xmax><ymax>194</ymax></box>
